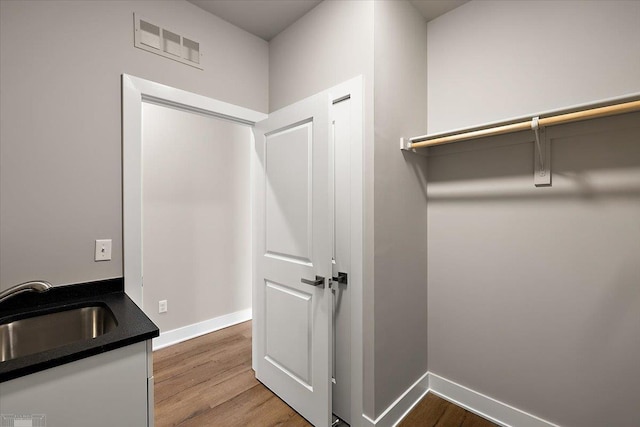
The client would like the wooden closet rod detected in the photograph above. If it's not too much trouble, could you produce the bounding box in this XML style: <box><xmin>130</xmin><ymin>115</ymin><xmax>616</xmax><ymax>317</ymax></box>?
<box><xmin>409</xmin><ymin>99</ymin><xmax>640</xmax><ymax>149</ymax></box>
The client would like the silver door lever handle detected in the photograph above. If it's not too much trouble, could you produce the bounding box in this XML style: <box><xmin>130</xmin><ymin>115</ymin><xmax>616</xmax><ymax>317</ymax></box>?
<box><xmin>301</xmin><ymin>276</ymin><xmax>325</xmax><ymax>288</ymax></box>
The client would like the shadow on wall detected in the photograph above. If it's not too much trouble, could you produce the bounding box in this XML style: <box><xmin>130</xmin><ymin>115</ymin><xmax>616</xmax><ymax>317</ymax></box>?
<box><xmin>402</xmin><ymin>149</ymin><xmax>428</xmax><ymax>202</ymax></box>
<box><xmin>422</xmin><ymin>112</ymin><xmax>640</xmax><ymax>203</ymax></box>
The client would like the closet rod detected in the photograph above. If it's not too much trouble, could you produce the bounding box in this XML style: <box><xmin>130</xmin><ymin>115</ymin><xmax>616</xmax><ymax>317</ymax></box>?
<box><xmin>409</xmin><ymin>99</ymin><xmax>640</xmax><ymax>149</ymax></box>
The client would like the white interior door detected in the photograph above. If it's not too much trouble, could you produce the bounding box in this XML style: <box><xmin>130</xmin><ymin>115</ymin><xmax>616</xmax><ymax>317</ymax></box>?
<box><xmin>253</xmin><ymin>92</ymin><xmax>332</xmax><ymax>427</ymax></box>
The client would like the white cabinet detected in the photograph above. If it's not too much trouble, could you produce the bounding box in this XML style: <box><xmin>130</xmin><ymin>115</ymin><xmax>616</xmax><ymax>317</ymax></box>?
<box><xmin>0</xmin><ymin>341</ymin><xmax>152</xmax><ymax>427</ymax></box>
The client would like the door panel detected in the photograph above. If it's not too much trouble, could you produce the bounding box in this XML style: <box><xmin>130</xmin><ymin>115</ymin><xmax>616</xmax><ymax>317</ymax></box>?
<box><xmin>265</xmin><ymin>281</ymin><xmax>312</xmax><ymax>386</ymax></box>
<box><xmin>253</xmin><ymin>92</ymin><xmax>332</xmax><ymax>427</ymax></box>
<box><xmin>265</xmin><ymin>121</ymin><xmax>313</xmax><ymax>265</ymax></box>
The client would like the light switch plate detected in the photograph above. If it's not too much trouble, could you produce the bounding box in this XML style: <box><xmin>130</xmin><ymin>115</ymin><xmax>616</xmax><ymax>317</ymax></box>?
<box><xmin>95</xmin><ymin>239</ymin><xmax>112</xmax><ymax>261</ymax></box>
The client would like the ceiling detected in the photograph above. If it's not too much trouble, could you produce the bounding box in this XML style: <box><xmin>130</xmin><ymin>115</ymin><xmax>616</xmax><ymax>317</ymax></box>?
<box><xmin>187</xmin><ymin>0</ymin><xmax>468</xmax><ymax>41</ymax></box>
<box><xmin>409</xmin><ymin>0</ymin><xmax>469</xmax><ymax>22</ymax></box>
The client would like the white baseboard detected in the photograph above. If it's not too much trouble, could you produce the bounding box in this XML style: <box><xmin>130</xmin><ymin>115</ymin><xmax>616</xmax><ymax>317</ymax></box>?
<box><xmin>362</xmin><ymin>372</ymin><xmax>558</xmax><ymax>427</ymax></box>
<box><xmin>152</xmin><ymin>308</ymin><xmax>252</xmax><ymax>351</ymax></box>
<box><xmin>361</xmin><ymin>372</ymin><xmax>430</xmax><ymax>427</ymax></box>
<box><xmin>428</xmin><ymin>373</ymin><xmax>558</xmax><ymax>427</ymax></box>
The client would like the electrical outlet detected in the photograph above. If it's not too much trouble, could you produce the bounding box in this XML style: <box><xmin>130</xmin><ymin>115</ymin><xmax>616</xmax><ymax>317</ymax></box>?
<box><xmin>95</xmin><ymin>239</ymin><xmax>112</xmax><ymax>261</ymax></box>
<box><xmin>159</xmin><ymin>300</ymin><xmax>167</xmax><ymax>313</ymax></box>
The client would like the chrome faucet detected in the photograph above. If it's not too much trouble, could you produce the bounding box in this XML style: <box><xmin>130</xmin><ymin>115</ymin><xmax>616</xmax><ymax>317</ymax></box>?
<box><xmin>0</xmin><ymin>280</ymin><xmax>53</xmax><ymax>304</ymax></box>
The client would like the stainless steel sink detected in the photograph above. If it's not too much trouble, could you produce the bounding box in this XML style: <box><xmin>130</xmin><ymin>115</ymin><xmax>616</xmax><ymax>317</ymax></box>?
<box><xmin>0</xmin><ymin>305</ymin><xmax>118</xmax><ymax>362</ymax></box>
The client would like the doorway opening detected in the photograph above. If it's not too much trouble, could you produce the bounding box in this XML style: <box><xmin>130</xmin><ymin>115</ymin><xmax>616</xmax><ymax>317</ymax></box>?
<box><xmin>141</xmin><ymin>101</ymin><xmax>253</xmax><ymax>344</ymax></box>
<box><xmin>122</xmin><ymin>74</ymin><xmax>364</xmax><ymax>427</ymax></box>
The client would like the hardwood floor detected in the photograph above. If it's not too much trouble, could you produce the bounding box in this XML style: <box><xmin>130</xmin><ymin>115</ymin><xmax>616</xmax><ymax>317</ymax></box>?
<box><xmin>154</xmin><ymin>321</ymin><xmax>498</xmax><ymax>427</ymax></box>
<box><xmin>398</xmin><ymin>393</ymin><xmax>498</xmax><ymax>427</ymax></box>
<box><xmin>153</xmin><ymin>321</ymin><xmax>310</xmax><ymax>426</ymax></box>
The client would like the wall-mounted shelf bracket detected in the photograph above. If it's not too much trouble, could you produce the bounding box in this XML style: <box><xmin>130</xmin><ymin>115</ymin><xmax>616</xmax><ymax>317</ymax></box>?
<box><xmin>532</xmin><ymin>117</ymin><xmax>551</xmax><ymax>187</ymax></box>
<box><xmin>400</xmin><ymin>137</ymin><xmax>428</xmax><ymax>156</ymax></box>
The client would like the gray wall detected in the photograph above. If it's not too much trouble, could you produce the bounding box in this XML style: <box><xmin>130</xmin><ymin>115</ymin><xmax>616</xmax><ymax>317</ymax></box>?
<box><xmin>372</xmin><ymin>0</ymin><xmax>428</xmax><ymax>417</ymax></box>
<box><xmin>269</xmin><ymin>0</ymin><xmax>373</xmax><ymax>113</ymax></box>
<box><xmin>142</xmin><ymin>103</ymin><xmax>252</xmax><ymax>332</ymax></box>
<box><xmin>426</xmin><ymin>1</ymin><xmax>640</xmax><ymax>426</ymax></box>
<box><xmin>0</xmin><ymin>0</ymin><xmax>268</xmax><ymax>289</ymax></box>
<box><xmin>427</xmin><ymin>0</ymin><xmax>640</xmax><ymax>133</ymax></box>
<box><xmin>427</xmin><ymin>113</ymin><xmax>640</xmax><ymax>427</ymax></box>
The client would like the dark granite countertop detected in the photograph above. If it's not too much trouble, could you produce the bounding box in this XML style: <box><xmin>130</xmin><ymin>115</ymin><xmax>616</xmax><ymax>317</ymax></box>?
<box><xmin>0</xmin><ymin>278</ymin><xmax>159</xmax><ymax>382</ymax></box>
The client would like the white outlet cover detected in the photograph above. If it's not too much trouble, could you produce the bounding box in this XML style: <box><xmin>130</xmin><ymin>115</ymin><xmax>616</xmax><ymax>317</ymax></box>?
<box><xmin>95</xmin><ymin>239</ymin><xmax>112</xmax><ymax>261</ymax></box>
<box><xmin>159</xmin><ymin>300</ymin><xmax>168</xmax><ymax>313</ymax></box>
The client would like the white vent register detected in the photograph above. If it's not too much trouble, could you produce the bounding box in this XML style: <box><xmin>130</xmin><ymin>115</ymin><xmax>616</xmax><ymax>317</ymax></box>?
<box><xmin>134</xmin><ymin>14</ymin><xmax>202</xmax><ymax>70</ymax></box>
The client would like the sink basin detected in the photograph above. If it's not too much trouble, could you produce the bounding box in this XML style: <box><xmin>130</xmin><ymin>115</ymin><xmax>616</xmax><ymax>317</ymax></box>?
<box><xmin>0</xmin><ymin>305</ymin><xmax>118</xmax><ymax>362</ymax></box>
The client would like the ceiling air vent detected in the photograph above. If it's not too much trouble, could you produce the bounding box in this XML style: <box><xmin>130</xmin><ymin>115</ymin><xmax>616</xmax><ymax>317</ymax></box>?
<box><xmin>134</xmin><ymin>14</ymin><xmax>202</xmax><ymax>70</ymax></box>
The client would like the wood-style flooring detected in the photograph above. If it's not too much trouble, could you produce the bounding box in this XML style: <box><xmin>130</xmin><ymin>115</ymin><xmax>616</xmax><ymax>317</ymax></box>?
<box><xmin>154</xmin><ymin>321</ymin><xmax>498</xmax><ymax>427</ymax></box>
<box><xmin>398</xmin><ymin>393</ymin><xmax>498</xmax><ymax>427</ymax></box>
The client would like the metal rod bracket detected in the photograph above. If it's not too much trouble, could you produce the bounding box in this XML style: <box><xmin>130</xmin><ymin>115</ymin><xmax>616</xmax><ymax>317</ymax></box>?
<box><xmin>400</xmin><ymin>137</ymin><xmax>428</xmax><ymax>156</ymax></box>
<box><xmin>532</xmin><ymin>118</ymin><xmax>551</xmax><ymax>187</ymax></box>
<box><xmin>400</xmin><ymin>137</ymin><xmax>413</xmax><ymax>151</ymax></box>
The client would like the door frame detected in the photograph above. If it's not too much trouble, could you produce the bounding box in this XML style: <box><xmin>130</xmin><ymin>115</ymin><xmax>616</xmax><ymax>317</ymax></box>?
<box><xmin>328</xmin><ymin>77</ymin><xmax>364</xmax><ymax>427</ymax></box>
<box><xmin>329</xmin><ymin>77</ymin><xmax>364</xmax><ymax>427</ymax></box>
<box><xmin>121</xmin><ymin>74</ymin><xmax>267</xmax><ymax>307</ymax></box>
<box><xmin>122</xmin><ymin>74</ymin><xmax>364</xmax><ymax>426</ymax></box>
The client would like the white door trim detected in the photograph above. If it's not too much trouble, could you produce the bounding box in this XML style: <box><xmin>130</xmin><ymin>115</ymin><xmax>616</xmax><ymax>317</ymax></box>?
<box><xmin>326</xmin><ymin>77</ymin><xmax>365</xmax><ymax>427</ymax></box>
<box><xmin>121</xmin><ymin>74</ymin><xmax>266</xmax><ymax>306</ymax></box>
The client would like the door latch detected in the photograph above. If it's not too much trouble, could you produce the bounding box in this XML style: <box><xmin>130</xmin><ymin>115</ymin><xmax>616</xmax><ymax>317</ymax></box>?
<box><xmin>332</xmin><ymin>272</ymin><xmax>348</xmax><ymax>286</ymax></box>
